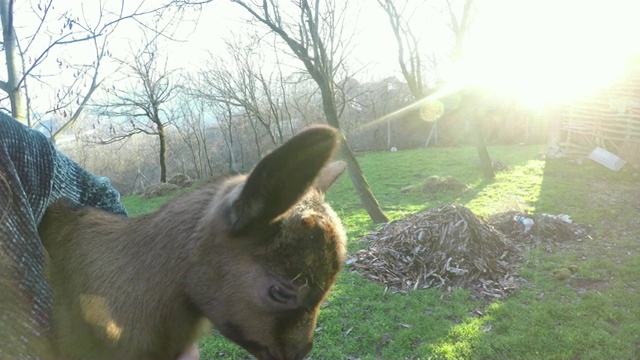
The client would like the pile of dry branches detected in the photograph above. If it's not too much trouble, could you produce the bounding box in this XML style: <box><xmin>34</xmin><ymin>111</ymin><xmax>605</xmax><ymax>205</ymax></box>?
<box><xmin>350</xmin><ymin>204</ymin><xmax>520</xmax><ymax>299</ymax></box>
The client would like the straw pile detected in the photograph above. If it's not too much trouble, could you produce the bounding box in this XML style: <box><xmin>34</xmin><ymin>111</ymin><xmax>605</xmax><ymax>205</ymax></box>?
<box><xmin>350</xmin><ymin>204</ymin><xmax>520</xmax><ymax>299</ymax></box>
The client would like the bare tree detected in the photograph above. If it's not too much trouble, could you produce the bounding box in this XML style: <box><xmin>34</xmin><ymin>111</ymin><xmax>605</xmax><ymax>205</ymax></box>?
<box><xmin>441</xmin><ymin>0</ymin><xmax>493</xmax><ymax>179</ymax></box>
<box><xmin>288</xmin><ymin>77</ymin><xmax>324</xmax><ymax>127</ymax></box>
<box><xmin>379</xmin><ymin>0</ymin><xmax>492</xmax><ymax>178</ymax></box>
<box><xmin>217</xmin><ymin>100</ymin><xmax>242</xmax><ymax>173</ymax></box>
<box><xmin>95</xmin><ymin>38</ymin><xmax>177</xmax><ymax>183</ymax></box>
<box><xmin>0</xmin><ymin>0</ymin><xmax>206</xmax><ymax>127</ymax></box>
<box><xmin>172</xmin><ymin>92</ymin><xmax>215</xmax><ymax>178</ymax></box>
<box><xmin>377</xmin><ymin>0</ymin><xmax>425</xmax><ymax>99</ymax></box>
<box><xmin>355</xmin><ymin>77</ymin><xmax>412</xmax><ymax>149</ymax></box>
<box><xmin>0</xmin><ymin>0</ymin><xmax>22</xmax><ymax>121</ymax></box>
<box><xmin>446</xmin><ymin>0</ymin><xmax>475</xmax><ymax>61</ymax></box>
<box><xmin>197</xmin><ymin>36</ymin><xmax>292</xmax><ymax>149</ymax></box>
<box><xmin>195</xmin><ymin>55</ymin><xmax>263</xmax><ymax>159</ymax></box>
<box><xmin>233</xmin><ymin>0</ymin><xmax>389</xmax><ymax>223</ymax></box>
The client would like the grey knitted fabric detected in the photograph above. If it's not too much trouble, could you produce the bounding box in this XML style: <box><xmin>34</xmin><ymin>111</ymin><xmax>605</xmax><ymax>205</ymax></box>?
<box><xmin>0</xmin><ymin>112</ymin><xmax>127</xmax><ymax>358</ymax></box>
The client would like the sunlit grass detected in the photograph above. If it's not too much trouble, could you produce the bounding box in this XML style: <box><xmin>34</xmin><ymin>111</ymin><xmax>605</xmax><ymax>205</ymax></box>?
<box><xmin>465</xmin><ymin>159</ymin><xmax>545</xmax><ymax>216</ymax></box>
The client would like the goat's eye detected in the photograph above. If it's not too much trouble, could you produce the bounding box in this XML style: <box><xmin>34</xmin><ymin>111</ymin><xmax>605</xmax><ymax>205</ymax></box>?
<box><xmin>268</xmin><ymin>285</ymin><xmax>295</xmax><ymax>304</ymax></box>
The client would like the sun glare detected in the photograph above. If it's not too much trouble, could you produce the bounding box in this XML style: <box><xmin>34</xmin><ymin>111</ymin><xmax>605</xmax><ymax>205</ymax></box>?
<box><xmin>458</xmin><ymin>0</ymin><xmax>640</xmax><ymax>107</ymax></box>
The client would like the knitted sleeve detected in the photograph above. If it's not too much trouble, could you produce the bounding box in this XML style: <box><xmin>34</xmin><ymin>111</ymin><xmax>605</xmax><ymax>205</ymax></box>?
<box><xmin>50</xmin><ymin>150</ymin><xmax>128</xmax><ymax>217</ymax></box>
<box><xmin>0</xmin><ymin>113</ymin><xmax>126</xmax><ymax>358</ymax></box>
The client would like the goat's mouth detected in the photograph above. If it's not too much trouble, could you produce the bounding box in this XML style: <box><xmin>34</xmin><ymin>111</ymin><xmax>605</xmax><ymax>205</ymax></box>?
<box><xmin>219</xmin><ymin>321</ymin><xmax>310</xmax><ymax>360</ymax></box>
<box><xmin>219</xmin><ymin>322</ymin><xmax>271</xmax><ymax>358</ymax></box>
<box><xmin>250</xmin><ymin>347</ymin><xmax>308</xmax><ymax>360</ymax></box>
<box><xmin>251</xmin><ymin>348</ymin><xmax>278</xmax><ymax>360</ymax></box>
<box><xmin>223</xmin><ymin>335</ymin><xmax>278</xmax><ymax>360</ymax></box>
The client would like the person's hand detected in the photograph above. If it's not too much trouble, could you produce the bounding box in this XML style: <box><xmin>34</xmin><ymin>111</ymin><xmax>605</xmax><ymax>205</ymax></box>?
<box><xmin>177</xmin><ymin>344</ymin><xmax>199</xmax><ymax>360</ymax></box>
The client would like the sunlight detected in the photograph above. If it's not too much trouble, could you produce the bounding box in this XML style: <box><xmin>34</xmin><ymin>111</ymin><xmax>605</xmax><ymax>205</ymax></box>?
<box><xmin>465</xmin><ymin>159</ymin><xmax>545</xmax><ymax>216</ymax></box>
<box><xmin>429</xmin><ymin>315</ymin><xmax>490</xmax><ymax>358</ymax></box>
<box><xmin>79</xmin><ymin>294</ymin><xmax>123</xmax><ymax>341</ymax></box>
<box><xmin>459</xmin><ymin>0</ymin><xmax>640</xmax><ymax>107</ymax></box>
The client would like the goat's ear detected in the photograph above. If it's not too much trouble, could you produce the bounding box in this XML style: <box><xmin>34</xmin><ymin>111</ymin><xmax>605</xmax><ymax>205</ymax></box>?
<box><xmin>229</xmin><ymin>126</ymin><xmax>340</xmax><ymax>233</ymax></box>
<box><xmin>314</xmin><ymin>160</ymin><xmax>347</xmax><ymax>193</ymax></box>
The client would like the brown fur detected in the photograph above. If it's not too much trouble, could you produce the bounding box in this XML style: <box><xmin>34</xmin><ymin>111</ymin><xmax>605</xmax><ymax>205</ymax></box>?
<box><xmin>38</xmin><ymin>126</ymin><xmax>347</xmax><ymax>360</ymax></box>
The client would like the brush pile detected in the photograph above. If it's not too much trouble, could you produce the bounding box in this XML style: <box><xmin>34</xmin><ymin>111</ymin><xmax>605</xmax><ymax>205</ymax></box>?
<box><xmin>350</xmin><ymin>204</ymin><xmax>520</xmax><ymax>299</ymax></box>
<box><xmin>488</xmin><ymin>211</ymin><xmax>590</xmax><ymax>248</ymax></box>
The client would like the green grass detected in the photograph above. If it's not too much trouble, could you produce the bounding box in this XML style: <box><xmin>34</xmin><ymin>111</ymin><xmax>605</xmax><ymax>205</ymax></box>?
<box><xmin>125</xmin><ymin>144</ymin><xmax>640</xmax><ymax>359</ymax></box>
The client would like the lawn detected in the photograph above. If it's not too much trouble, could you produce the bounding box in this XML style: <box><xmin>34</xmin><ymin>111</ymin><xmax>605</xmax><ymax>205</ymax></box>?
<box><xmin>122</xmin><ymin>144</ymin><xmax>640</xmax><ymax>360</ymax></box>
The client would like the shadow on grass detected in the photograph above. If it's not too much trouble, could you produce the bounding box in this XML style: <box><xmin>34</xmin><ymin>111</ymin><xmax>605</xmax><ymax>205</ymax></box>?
<box><xmin>429</xmin><ymin>157</ymin><xmax>640</xmax><ymax>360</ymax></box>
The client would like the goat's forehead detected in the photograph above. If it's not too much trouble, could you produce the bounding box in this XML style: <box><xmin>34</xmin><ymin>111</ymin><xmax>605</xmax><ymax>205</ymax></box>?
<box><xmin>265</xmin><ymin>194</ymin><xmax>346</xmax><ymax>283</ymax></box>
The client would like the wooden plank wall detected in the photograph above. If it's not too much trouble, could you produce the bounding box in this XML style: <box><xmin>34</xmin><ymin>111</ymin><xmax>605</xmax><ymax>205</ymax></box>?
<box><xmin>558</xmin><ymin>61</ymin><xmax>640</xmax><ymax>165</ymax></box>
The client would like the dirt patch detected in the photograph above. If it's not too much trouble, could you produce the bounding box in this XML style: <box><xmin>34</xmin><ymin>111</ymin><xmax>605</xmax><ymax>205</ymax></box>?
<box><xmin>570</xmin><ymin>278</ymin><xmax>608</xmax><ymax>292</ymax></box>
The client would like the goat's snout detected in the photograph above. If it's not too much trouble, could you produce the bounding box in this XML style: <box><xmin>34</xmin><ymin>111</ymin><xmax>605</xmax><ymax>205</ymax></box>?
<box><xmin>259</xmin><ymin>341</ymin><xmax>312</xmax><ymax>360</ymax></box>
<box><xmin>294</xmin><ymin>341</ymin><xmax>313</xmax><ymax>360</ymax></box>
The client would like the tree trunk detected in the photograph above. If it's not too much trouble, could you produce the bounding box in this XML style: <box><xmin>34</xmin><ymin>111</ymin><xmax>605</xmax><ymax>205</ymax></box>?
<box><xmin>473</xmin><ymin>123</ymin><xmax>494</xmax><ymax>180</ymax></box>
<box><xmin>464</xmin><ymin>91</ymin><xmax>494</xmax><ymax>180</ymax></box>
<box><xmin>247</xmin><ymin>113</ymin><xmax>262</xmax><ymax>159</ymax></box>
<box><xmin>0</xmin><ymin>0</ymin><xmax>25</xmax><ymax>123</ymax></box>
<box><xmin>318</xmin><ymin>82</ymin><xmax>389</xmax><ymax>224</ymax></box>
<box><xmin>158</xmin><ymin>123</ymin><xmax>167</xmax><ymax>183</ymax></box>
<box><xmin>339</xmin><ymin>139</ymin><xmax>388</xmax><ymax>223</ymax></box>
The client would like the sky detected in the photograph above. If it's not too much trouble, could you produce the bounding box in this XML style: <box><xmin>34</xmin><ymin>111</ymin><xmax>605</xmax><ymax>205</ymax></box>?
<box><xmin>9</xmin><ymin>0</ymin><xmax>640</xmax><ymax>117</ymax></box>
<box><xmin>108</xmin><ymin>0</ymin><xmax>640</xmax><ymax>103</ymax></box>
<box><xmin>161</xmin><ymin>0</ymin><xmax>403</xmax><ymax>79</ymax></box>
<box><xmin>458</xmin><ymin>0</ymin><xmax>640</xmax><ymax>104</ymax></box>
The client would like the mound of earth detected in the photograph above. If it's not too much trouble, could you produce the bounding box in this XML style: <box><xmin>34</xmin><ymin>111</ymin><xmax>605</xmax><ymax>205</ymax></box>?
<box><xmin>350</xmin><ymin>204</ymin><xmax>520</xmax><ymax>299</ymax></box>
<box><xmin>420</xmin><ymin>175</ymin><xmax>469</xmax><ymax>199</ymax></box>
<box><xmin>168</xmin><ymin>173</ymin><xmax>195</xmax><ymax>188</ymax></box>
<box><xmin>141</xmin><ymin>183</ymin><xmax>179</xmax><ymax>199</ymax></box>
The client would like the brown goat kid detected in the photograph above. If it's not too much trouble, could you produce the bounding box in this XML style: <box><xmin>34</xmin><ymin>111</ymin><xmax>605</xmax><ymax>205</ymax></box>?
<box><xmin>38</xmin><ymin>126</ymin><xmax>347</xmax><ymax>360</ymax></box>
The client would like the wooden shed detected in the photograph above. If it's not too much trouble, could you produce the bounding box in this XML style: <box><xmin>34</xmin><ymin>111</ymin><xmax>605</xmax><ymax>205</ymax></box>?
<box><xmin>548</xmin><ymin>56</ymin><xmax>640</xmax><ymax>166</ymax></box>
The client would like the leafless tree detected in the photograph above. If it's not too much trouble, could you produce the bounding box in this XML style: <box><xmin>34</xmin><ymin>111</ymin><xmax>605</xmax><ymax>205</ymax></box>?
<box><xmin>377</xmin><ymin>0</ymin><xmax>425</xmax><ymax>100</ymax></box>
<box><xmin>217</xmin><ymin>100</ymin><xmax>242</xmax><ymax>173</ymax></box>
<box><xmin>0</xmin><ymin>0</ymin><xmax>207</xmax><ymax>129</ymax></box>
<box><xmin>172</xmin><ymin>92</ymin><xmax>215</xmax><ymax>178</ymax></box>
<box><xmin>446</xmin><ymin>0</ymin><xmax>475</xmax><ymax>61</ymax></box>
<box><xmin>379</xmin><ymin>0</ymin><xmax>492</xmax><ymax>178</ymax></box>
<box><xmin>0</xmin><ymin>0</ymin><xmax>21</xmax><ymax>117</ymax></box>
<box><xmin>288</xmin><ymin>77</ymin><xmax>324</xmax><ymax>127</ymax></box>
<box><xmin>94</xmin><ymin>38</ymin><xmax>177</xmax><ymax>183</ymax></box>
<box><xmin>441</xmin><ymin>0</ymin><xmax>493</xmax><ymax>179</ymax></box>
<box><xmin>197</xmin><ymin>36</ymin><xmax>292</xmax><ymax>150</ymax></box>
<box><xmin>355</xmin><ymin>77</ymin><xmax>412</xmax><ymax>149</ymax></box>
<box><xmin>233</xmin><ymin>0</ymin><xmax>389</xmax><ymax>223</ymax></box>
<box><xmin>195</xmin><ymin>57</ymin><xmax>262</xmax><ymax>159</ymax></box>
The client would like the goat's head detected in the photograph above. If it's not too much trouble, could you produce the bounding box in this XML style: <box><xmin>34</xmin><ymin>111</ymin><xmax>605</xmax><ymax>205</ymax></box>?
<box><xmin>186</xmin><ymin>126</ymin><xmax>347</xmax><ymax>360</ymax></box>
